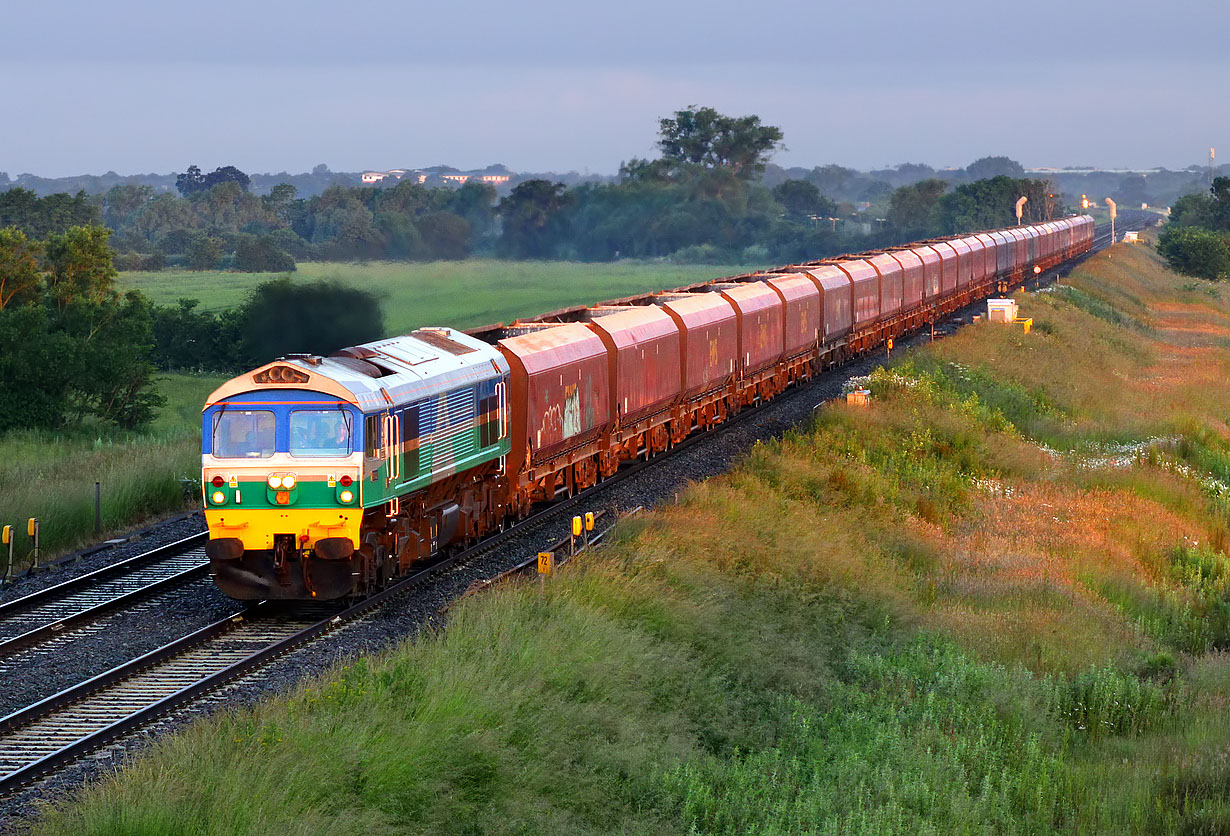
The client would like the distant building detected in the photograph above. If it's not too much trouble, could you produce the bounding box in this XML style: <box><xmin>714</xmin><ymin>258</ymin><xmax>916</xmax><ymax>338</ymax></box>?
<box><xmin>476</xmin><ymin>174</ymin><xmax>510</xmax><ymax>185</ymax></box>
<box><xmin>441</xmin><ymin>174</ymin><xmax>471</xmax><ymax>184</ymax></box>
<box><xmin>361</xmin><ymin>171</ymin><xmax>389</xmax><ymax>184</ymax></box>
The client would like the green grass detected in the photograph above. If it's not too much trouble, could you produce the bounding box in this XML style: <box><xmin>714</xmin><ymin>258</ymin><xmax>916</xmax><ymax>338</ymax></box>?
<box><xmin>119</xmin><ymin>260</ymin><xmax>755</xmax><ymax>335</ymax></box>
<box><xmin>34</xmin><ymin>240</ymin><xmax>1230</xmax><ymax>833</ymax></box>
<box><xmin>0</xmin><ymin>373</ymin><xmax>223</xmax><ymax>569</ymax></box>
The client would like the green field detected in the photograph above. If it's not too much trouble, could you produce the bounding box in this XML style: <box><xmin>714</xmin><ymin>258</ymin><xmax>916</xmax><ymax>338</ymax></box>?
<box><xmin>0</xmin><ymin>374</ymin><xmax>224</xmax><ymax>569</ymax></box>
<box><xmin>120</xmin><ymin>260</ymin><xmax>755</xmax><ymax>335</ymax></box>
<box><xmin>36</xmin><ymin>240</ymin><xmax>1230</xmax><ymax>832</ymax></box>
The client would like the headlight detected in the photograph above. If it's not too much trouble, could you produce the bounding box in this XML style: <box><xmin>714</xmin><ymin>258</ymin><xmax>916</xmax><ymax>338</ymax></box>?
<box><xmin>268</xmin><ymin>475</ymin><xmax>284</xmax><ymax>489</ymax></box>
<box><xmin>338</xmin><ymin>489</ymin><xmax>354</xmax><ymax>504</ymax></box>
<box><xmin>211</xmin><ymin>491</ymin><xmax>227</xmax><ymax>505</ymax></box>
<box><xmin>281</xmin><ymin>475</ymin><xmax>296</xmax><ymax>490</ymax></box>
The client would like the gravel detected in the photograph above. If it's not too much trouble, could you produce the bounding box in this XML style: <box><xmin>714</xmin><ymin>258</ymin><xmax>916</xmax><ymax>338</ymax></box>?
<box><xmin>0</xmin><ymin>243</ymin><xmax>1127</xmax><ymax>832</ymax></box>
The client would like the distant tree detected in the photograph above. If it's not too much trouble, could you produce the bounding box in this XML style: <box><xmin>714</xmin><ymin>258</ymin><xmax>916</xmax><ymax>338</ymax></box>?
<box><xmin>0</xmin><ymin>227</ymin><xmax>43</xmax><ymax>310</ymax></box>
<box><xmin>1210</xmin><ymin>176</ymin><xmax>1230</xmax><ymax>230</ymax></box>
<box><xmin>657</xmin><ymin>106</ymin><xmax>783</xmax><ymax>179</ymax></box>
<box><xmin>772</xmin><ymin>180</ymin><xmax>837</xmax><ymax>218</ymax></box>
<box><xmin>233</xmin><ymin>235</ymin><xmax>296</xmax><ymax>272</ymax></box>
<box><xmin>497</xmin><ymin>180</ymin><xmax>570</xmax><ymax>258</ymax></box>
<box><xmin>238</xmin><ymin>278</ymin><xmax>384</xmax><ymax>363</ymax></box>
<box><xmin>186</xmin><ymin>233</ymin><xmax>224</xmax><ymax>270</ymax></box>
<box><xmin>1116</xmin><ymin>174</ymin><xmax>1148</xmax><ymax>206</ymax></box>
<box><xmin>417</xmin><ymin>212</ymin><xmax>472</xmax><ymax>260</ymax></box>
<box><xmin>262</xmin><ymin>183</ymin><xmax>298</xmax><ymax>224</ymax></box>
<box><xmin>887</xmin><ymin>178</ymin><xmax>948</xmax><ymax>239</ymax></box>
<box><xmin>965</xmin><ymin>156</ymin><xmax>1026</xmax><ymax>181</ymax></box>
<box><xmin>177</xmin><ymin>165</ymin><xmax>251</xmax><ymax>196</ymax></box>
<box><xmin>43</xmin><ymin>226</ymin><xmax>118</xmax><ymax>308</ymax></box>
<box><xmin>176</xmin><ymin>165</ymin><xmax>207</xmax><ymax>196</ymax></box>
<box><xmin>1171</xmin><ymin>191</ymin><xmax>1216</xmax><ymax>229</ymax></box>
<box><xmin>102</xmin><ymin>184</ymin><xmax>155</xmax><ymax>230</ymax></box>
<box><xmin>1157</xmin><ymin>226</ymin><xmax>1230</xmax><ymax>280</ymax></box>
<box><xmin>203</xmin><ymin>166</ymin><xmax>251</xmax><ymax>192</ymax></box>
<box><xmin>0</xmin><ymin>188</ymin><xmax>99</xmax><ymax>238</ymax></box>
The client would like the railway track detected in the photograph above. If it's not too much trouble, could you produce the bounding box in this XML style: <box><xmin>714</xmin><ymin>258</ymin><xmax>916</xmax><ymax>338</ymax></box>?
<box><xmin>0</xmin><ymin>219</ymin><xmax>1156</xmax><ymax>798</ymax></box>
<box><xmin>0</xmin><ymin>502</ymin><xmax>624</xmax><ymax>794</ymax></box>
<box><xmin>0</xmin><ymin>534</ymin><xmax>209</xmax><ymax>659</ymax></box>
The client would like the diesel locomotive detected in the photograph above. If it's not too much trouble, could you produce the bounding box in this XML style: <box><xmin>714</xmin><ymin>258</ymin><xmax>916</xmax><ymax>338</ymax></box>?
<box><xmin>202</xmin><ymin>216</ymin><xmax>1096</xmax><ymax>600</ymax></box>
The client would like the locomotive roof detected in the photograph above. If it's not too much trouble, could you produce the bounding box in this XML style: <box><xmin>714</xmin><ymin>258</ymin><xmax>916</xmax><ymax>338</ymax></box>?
<box><xmin>205</xmin><ymin>328</ymin><xmax>508</xmax><ymax>412</ymax></box>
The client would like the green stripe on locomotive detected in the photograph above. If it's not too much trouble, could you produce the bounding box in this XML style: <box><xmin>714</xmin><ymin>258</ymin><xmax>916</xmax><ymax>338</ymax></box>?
<box><xmin>205</xmin><ymin>478</ymin><xmax>359</xmax><ymax>509</ymax></box>
<box><xmin>358</xmin><ymin>381</ymin><xmax>508</xmax><ymax>507</ymax></box>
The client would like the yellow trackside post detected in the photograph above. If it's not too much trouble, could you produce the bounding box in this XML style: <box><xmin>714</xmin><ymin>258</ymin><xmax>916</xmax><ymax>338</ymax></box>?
<box><xmin>571</xmin><ymin>516</ymin><xmax>582</xmax><ymax>556</ymax></box>
<box><xmin>584</xmin><ymin>511</ymin><xmax>594</xmax><ymax>548</ymax></box>
<box><xmin>2</xmin><ymin>525</ymin><xmax>12</xmax><ymax>585</ymax></box>
<box><xmin>538</xmin><ymin>551</ymin><xmax>554</xmax><ymax>596</ymax></box>
<box><xmin>26</xmin><ymin>518</ymin><xmax>39</xmax><ymax>571</ymax></box>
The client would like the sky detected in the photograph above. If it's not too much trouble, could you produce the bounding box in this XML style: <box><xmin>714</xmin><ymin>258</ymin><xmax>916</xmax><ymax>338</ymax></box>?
<box><xmin>3</xmin><ymin>0</ymin><xmax>1227</xmax><ymax>177</ymax></box>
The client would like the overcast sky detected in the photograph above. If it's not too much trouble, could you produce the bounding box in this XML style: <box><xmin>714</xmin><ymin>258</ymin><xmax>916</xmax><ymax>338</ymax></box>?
<box><xmin>4</xmin><ymin>0</ymin><xmax>1226</xmax><ymax>177</ymax></box>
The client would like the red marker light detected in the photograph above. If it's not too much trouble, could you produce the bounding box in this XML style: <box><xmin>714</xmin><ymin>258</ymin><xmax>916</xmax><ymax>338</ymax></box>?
<box><xmin>211</xmin><ymin>475</ymin><xmax>224</xmax><ymax>487</ymax></box>
<box><xmin>340</xmin><ymin>475</ymin><xmax>353</xmax><ymax>487</ymax></box>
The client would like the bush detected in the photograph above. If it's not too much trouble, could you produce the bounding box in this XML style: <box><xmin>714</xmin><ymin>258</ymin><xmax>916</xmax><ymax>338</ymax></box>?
<box><xmin>233</xmin><ymin>235</ymin><xmax>296</xmax><ymax>273</ymax></box>
<box><xmin>672</xmin><ymin>243</ymin><xmax>730</xmax><ymax>264</ymax></box>
<box><xmin>1157</xmin><ymin>225</ymin><xmax>1230</xmax><ymax>280</ymax></box>
<box><xmin>238</xmin><ymin>277</ymin><xmax>384</xmax><ymax>364</ymax></box>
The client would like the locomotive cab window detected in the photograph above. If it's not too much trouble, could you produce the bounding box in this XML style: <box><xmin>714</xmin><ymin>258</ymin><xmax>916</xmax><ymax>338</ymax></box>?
<box><xmin>290</xmin><ymin>410</ymin><xmax>352</xmax><ymax>457</ymax></box>
<box><xmin>364</xmin><ymin>414</ymin><xmax>382</xmax><ymax>458</ymax></box>
<box><xmin>212</xmin><ymin>410</ymin><xmax>275</xmax><ymax>458</ymax></box>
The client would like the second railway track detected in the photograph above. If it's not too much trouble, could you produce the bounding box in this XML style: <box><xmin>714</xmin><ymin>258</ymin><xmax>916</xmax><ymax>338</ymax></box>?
<box><xmin>0</xmin><ymin>534</ymin><xmax>209</xmax><ymax>658</ymax></box>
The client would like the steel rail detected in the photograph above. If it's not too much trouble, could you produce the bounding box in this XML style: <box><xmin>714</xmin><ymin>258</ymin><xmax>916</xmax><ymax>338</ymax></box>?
<box><xmin>0</xmin><ymin>534</ymin><xmax>210</xmax><ymax>658</ymax></box>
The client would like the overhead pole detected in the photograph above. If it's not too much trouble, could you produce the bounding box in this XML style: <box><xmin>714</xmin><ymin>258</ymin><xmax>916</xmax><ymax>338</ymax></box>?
<box><xmin>1105</xmin><ymin>198</ymin><xmax>1117</xmax><ymax>245</ymax></box>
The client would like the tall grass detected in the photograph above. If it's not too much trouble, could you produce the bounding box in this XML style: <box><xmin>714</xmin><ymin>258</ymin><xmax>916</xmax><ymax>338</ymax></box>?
<box><xmin>0</xmin><ymin>374</ymin><xmax>221</xmax><ymax>568</ymax></box>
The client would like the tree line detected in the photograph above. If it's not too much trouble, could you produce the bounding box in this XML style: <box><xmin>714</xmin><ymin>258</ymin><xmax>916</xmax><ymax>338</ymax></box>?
<box><xmin>1</xmin><ymin>108</ymin><xmax>1069</xmax><ymax>272</ymax></box>
<box><xmin>0</xmin><ymin>224</ymin><xmax>384</xmax><ymax>432</ymax></box>
<box><xmin>1157</xmin><ymin>178</ymin><xmax>1230</xmax><ymax>281</ymax></box>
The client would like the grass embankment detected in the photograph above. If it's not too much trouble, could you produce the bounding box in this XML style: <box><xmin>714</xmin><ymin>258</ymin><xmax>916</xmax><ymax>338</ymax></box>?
<box><xmin>119</xmin><ymin>260</ymin><xmax>753</xmax><ymax>335</ymax></box>
<box><xmin>37</xmin><ymin>239</ymin><xmax>1230</xmax><ymax>833</ymax></box>
<box><xmin>0</xmin><ymin>374</ymin><xmax>222</xmax><ymax>569</ymax></box>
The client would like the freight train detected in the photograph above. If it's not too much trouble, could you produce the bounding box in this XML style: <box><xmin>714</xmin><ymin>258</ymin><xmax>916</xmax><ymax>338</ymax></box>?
<box><xmin>202</xmin><ymin>216</ymin><xmax>1096</xmax><ymax>599</ymax></box>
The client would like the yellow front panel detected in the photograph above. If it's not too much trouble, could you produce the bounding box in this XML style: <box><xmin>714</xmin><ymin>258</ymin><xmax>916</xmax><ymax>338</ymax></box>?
<box><xmin>205</xmin><ymin>508</ymin><xmax>361</xmax><ymax>552</ymax></box>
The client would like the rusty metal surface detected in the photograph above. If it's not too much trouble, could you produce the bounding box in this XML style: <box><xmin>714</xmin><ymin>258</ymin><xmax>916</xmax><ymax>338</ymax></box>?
<box><xmin>799</xmin><ymin>265</ymin><xmax>853</xmax><ymax>343</ymax></box>
<box><xmin>957</xmin><ymin>236</ymin><xmax>985</xmax><ymax>285</ymax></box>
<box><xmin>497</xmin><ymin>323</ymin><xmax>611</xmax><ymax>465</ymax></box>
<box><xmin>865</xmin><ymin>253</ymin><xmax>904</xmax><ymax>318</ymax></box>
<box><xmin>1006</xmin><ymin>228</ymin><xmax>1028</xmax><ymax>272</ymax></box>
<box><xmin>972</xmin><ymin>233</ymin><xmax>998</xmax><ymax>282</ymax></box>
<box><xmin>766</xmin><ymin>273</ymin><xmax>821</xmax><ymax>356</ymax></box>
<box><xmin>925</xmin><ymin>243</ymin><xmax>958</xmax><ymax>297</ymax></box>
<box><xmin>888</xmin><ymin>249</ymin><xmax>925</xmax><ymax>309</ymax></box>
<box><xmin>945</xmin><ymin>237</ymin><xmax>972</xmax><ymax>288</ymax></box>
<box><xmin>717</xmin><ymin>282</ymin><xmax>784</xmax><ymax>375</ymax></box>
<box><xmin>831</xmin><ymin>259</ymin><xmax>880</xmax><ymax>326</ymax></box>
<box><xmin>988</xmin><ymin>230</ymin><xmax>1014</xmax><ymax>277</ymax></box>
<box><xmin>655</xmin><ymin>292</ymin><xmax>738</xmax><ymax>400</ymax></box>
<box><xmin>585</xmin><ymin>306</ymin><xmax>681</xmax><ymax>424</ymax></box>
<box><xmin>907</xmin><ymin>246</ymin><xmax>942</xmax><ymax>301</ymax></box>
